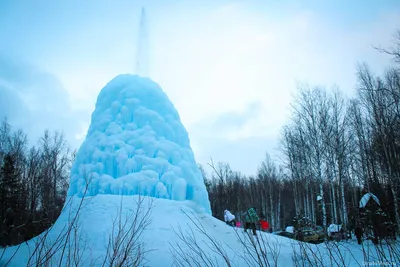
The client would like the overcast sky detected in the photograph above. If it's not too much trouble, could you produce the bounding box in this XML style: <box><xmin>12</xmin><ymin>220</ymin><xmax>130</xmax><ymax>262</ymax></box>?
<box><xmin>1</xmin><ymin>0</ymin><xmax>400</xmax><ymax>175</ymax></box>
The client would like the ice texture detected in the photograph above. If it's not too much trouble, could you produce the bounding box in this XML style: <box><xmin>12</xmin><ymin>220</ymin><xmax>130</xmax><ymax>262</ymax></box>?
<box><xmin>67</xmin><ymin>74</ymin><xmax>211</xmax><ymax>214</ymax></box>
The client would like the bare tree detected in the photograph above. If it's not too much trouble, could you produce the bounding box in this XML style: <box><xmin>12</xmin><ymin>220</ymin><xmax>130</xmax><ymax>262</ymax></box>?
<box><xmin>374</xmin><ymin>30</ymin><xmax>400</xmax><ymax>64</ymax></box>
<box><xmin>102</xmin><ymin>195</ymin><xmax>155</xmax><ymax>267</ymax></box>
<box><xmin>170</xmin><ymin>209</ymin><xmax>233</xmax><ymax>267</ymax></box>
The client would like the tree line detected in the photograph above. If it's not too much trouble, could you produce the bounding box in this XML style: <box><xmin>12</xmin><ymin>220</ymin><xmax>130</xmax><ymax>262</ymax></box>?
<box><xmin>0</xmin><ymin>118</ymin><xmax>73</xmax><ymax>246</ymax></box>
<box><xmin>205</xmin><ymin>31</ymin><xmax>400</xmax><ymax>236</ymax></box>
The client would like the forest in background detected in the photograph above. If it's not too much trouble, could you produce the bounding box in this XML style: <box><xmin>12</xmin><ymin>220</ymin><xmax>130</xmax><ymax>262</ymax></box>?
<box><xmin>204</xmin><ymin>31</ymin><xmax>400</xmax><ymax>236</ymax></box>
<box><xmin>0</xmin><ymin>120</ymin><xmax>73</xmax><ymax>245</ymax></box>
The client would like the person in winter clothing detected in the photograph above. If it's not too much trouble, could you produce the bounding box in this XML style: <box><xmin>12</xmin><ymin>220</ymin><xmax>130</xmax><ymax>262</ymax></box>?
<box><xmin>260</xmin><ymin>219</ymin><xmax>269</xmax><ymax>232</ymax></box>
<box><xmin>244</xmin><ymin>207</ymin><xmax>259</xmax><ymax>235</ymax></box>
<box><xmin>355</xmin><ymin>225</ymin><xmax>363</xmax><ymax>245</ymax></box>
<box><xmin>224</xmin><ymin>210</ymin><xmax>236</xmax><ymax>227</ymax></box>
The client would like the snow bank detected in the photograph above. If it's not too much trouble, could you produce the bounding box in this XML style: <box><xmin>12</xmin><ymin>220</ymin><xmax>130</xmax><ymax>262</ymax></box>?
<box><xmin>1</xmin><ymin>195</ymin><xmax>375</xmax><ymax>267</ymax></box>
<box><xmin>0</xmin><ymin>195</ymin><xmax>293</xmax><ymax>266</ymax></box>
<box><xmin>67</xmin><ymin>74</ymin><xmax>210</xmax><ymax>213</ymax></box>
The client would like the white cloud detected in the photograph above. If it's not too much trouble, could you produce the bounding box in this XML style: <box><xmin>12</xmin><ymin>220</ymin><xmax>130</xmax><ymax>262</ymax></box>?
<box><xmin>178</xmin><ymin>4</ymin><xmax>400</xmax><ymax>174</ymax></box>
<box><xmin>0</xmin><ymin>55</ymin><xmax>89</xmax><ymax>148</ymax></box>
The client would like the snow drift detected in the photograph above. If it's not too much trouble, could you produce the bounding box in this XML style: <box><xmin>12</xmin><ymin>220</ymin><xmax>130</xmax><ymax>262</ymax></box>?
<box><xmin>1</xmin><ymin>195</ymin><xmax>377</xmax><ymax>267</ymax></box>
<box><xmin>68</xmin><ymin>74</ymin><xmax>210</xmax><ymax>213</ymax></box>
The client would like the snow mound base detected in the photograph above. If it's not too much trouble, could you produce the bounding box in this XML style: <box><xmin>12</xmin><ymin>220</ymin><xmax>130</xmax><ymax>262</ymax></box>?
<box><xmin>1</xmin><ymin>195</ymin><xmax>296</xmax><ymax>266</ymax></box>
<box><xmin>67</xmin><ymin>74</ymin><xmax>210</xmax><ymax>213</ymax></box>
<box><xmin>1</xmin><ymin>195</ymin><xmax>371</xmax><ymax>267</ymax></box>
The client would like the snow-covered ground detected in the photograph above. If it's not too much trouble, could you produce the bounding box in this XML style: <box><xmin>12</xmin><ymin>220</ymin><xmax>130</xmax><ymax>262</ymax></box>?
<box><xmin>1</xmin><ymin>194</ymin><xmax>398</xmax><ymax>266</ymax></box>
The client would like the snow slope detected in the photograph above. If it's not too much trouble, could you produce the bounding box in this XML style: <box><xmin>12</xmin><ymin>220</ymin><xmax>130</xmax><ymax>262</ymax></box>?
<box><xmin>67</xmin><ymin>74</ymin><xmax>210</xmax><ymax>214</ymax></box>
<box><xmin>0</xmin><ymin>195</ymin><xmax>385</xmax><ymax>266</ymax></box>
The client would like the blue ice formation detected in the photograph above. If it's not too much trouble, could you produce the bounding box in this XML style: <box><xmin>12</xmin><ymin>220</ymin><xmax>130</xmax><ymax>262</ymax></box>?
<box><xmin>67</xmin><ymin>74</ymin><xmax>211</xmax><ymax>214</ymax></box>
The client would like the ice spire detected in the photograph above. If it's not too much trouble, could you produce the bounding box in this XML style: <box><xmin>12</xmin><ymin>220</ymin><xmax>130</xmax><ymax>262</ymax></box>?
<box><xmin>135</xmin><ymin>7</ymin><xmax>149</xmax><ymax>77</ymax></box>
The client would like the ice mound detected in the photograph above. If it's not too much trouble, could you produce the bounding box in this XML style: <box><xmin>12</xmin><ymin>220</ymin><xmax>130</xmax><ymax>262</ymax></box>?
<box><xmin>67</xmin><ymin>74</ymin><xmax>211</xmax><ymax>213</ymax></box>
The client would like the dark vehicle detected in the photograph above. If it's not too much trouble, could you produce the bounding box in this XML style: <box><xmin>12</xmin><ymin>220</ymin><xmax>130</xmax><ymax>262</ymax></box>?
<box><xmin>274</xmin><ymin>231</ymin><xmax>295</xmax><ymax>239</ymax></box>
<box><xmin>296</xmin><ymin>227</ymin><xmax>325</xmax><ymax>244</ymax></box>
<box><xmin>274</xmin><ymin>226</ymin><xmax>325</xmax><ymax>244</ymax></box>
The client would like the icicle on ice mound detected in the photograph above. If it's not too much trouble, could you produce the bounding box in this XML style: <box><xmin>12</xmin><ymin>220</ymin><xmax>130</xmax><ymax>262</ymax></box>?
<box><xmin>67</xmin><ymin>74</ymin><xmax>211</xmax><ymax>214</ymax></box>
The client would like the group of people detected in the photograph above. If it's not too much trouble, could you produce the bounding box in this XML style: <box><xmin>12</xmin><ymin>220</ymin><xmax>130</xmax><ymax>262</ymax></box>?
<box><xmin>224</xmin><ymin>207</ymin><xmax>270</xmax><ymax>236</ymax></box>
<box><xmin>224</xmin><ymin>208</ymin><xmax>394</xmax><ymax>244</ymax></box>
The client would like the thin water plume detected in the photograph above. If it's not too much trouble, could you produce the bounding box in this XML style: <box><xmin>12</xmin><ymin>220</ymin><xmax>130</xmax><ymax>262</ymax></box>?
<box><xmin>135</xmin><ymin>7</ymin><xmax>149</xmax><ymax>77</ymax></box>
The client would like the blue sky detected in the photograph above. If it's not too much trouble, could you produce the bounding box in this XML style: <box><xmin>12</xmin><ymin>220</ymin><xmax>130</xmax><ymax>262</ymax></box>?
<box><xmin>1</xmin><ymin>0</ymin><xmax>400</xmax><ymax>175</ymax></box>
